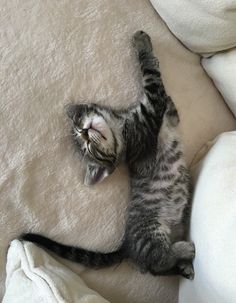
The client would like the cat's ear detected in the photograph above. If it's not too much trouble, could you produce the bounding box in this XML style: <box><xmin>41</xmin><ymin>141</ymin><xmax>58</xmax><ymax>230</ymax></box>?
<box><xmin>84</xmin><ymin>164</ymin><xmax>111</xmax><ymax>186</ymax></box>
<box><xmin>65</xmin><ymin>103</ymin><xmax>80</xmax><ymax>120</ymax></box>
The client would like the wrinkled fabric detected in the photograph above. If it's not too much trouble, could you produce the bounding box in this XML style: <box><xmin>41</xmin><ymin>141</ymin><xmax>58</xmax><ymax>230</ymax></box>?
<box><xmin>202</xmin><ymin>48</ymin><xmax>236</xmax><ymax>118</ymax></box>
<box><xmin>150</xmin><ymin>0</ymin><xmax>236</xmax><ymax>54</ymax></box>
<box><xmin>0</xmin><ymin>1</ymin><xmax>235</xmax><ymax>302</ymax></box>
<box><xmin>3</xmin><ymin>240</ymin><xmax>109</xmax><ymax>303</ymax></box>
<box><xmin>150</xmin><ymin>0</ymin><xmax>236</xmax><ymax>135</ymax></box>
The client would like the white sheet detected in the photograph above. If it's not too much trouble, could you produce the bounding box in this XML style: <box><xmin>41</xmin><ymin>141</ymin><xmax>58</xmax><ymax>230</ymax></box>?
<box><xmin>3</xmin><ymin>240</ymin><xmax>109</xmax><ymax>303</ymax></box>
<box><xmin>150</xmin><ymin>0</ymin><xmax>236</xmax><ymax>118</ymax></box>
<box><xmin>150</xmin><ymin>0</ymin><xmax>236</xmax><ymax>54</ymax></box>
<box><xmin>179</xmin><ymin>131</ymin><xmax>236</xmax><ymax>303</ymax></box>
<box><xmin>202</xmin><ymin>49</ymin><xmax>236</xmax><ymax>117</ymax></box>
<box><xmin>1</xmin><ymin>1</ymin><xmax>235</xmax><ymax>302</ymax></box>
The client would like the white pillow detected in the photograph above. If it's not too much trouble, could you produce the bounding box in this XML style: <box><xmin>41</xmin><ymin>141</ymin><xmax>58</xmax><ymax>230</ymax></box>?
<box><xmin>150</xmin><ymin>0</ymin><xmax>236</xmax><ymax>117</ymax></box>
<box><xmin>179</xmin><ymin>131</ymin><xmax>236</xmax><ymax>303</ymax></box>
<box><xmin>3</xmin><ymin>240</ymin><xmax>109</xmax><ymax>303</ymax></box>
<box><xmin>150</xmin><ymin>0</ymin><xmax>236</xmax><ymax>53</ymax></box>
<box><xmin>202</xmin><ymin>48</ymin><xmax>236</xmax><ymax>117</ymax></box>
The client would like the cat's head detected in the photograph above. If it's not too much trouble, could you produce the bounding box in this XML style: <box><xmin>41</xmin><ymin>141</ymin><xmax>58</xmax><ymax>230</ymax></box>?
<box><xmin>66</xmin><ymin>103</ymin><xmax>124</xmax><ymax>185</ymax></box>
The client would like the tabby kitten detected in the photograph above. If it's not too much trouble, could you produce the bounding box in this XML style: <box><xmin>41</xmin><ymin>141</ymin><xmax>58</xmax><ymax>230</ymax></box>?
<box><xmin>22</xmin><ymin>31</ymin><xmax>195</xmax><ymax>279</ymax></box>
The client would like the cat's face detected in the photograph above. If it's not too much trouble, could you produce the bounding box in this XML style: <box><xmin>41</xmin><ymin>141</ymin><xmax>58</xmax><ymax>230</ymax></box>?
<box><xmin>66</xmin><ymin>103</ymin><xmax>123</xmax><ymax>185</ymax></box>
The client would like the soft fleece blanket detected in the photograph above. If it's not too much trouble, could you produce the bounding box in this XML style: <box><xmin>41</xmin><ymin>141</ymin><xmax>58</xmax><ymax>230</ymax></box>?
<box><xmin>3</xmin><ymin>240</ymin><xmax>109</xmax><ymax>303</ymax></box>
<box><xmin>1</xmin><ymin>1</ymin><xmax>235</xmax><ymax>302</ymax></box>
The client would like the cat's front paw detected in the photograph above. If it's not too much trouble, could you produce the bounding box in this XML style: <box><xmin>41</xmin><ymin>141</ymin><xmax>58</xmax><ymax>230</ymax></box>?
<box><xmin>132</xmin><ymin>30</ymin><xmax>153</xmax><ymax>53</ymax></box>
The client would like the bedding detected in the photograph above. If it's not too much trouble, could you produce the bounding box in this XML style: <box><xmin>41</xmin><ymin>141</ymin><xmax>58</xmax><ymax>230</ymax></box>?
<box><xmin>150</xmin><ymin>0</ymin><xmax>236</xmax><ymax>118</ymax></box>
<box><xmin>202</xmin><ymin>49</ymin><xmax>236</xmax><ymax>117</ymax></box>
<box><xmin>179</xmin><ymin>131</ymin><xmax>236</xmax><ymax>303</ymax></box>
<box><xmin>3</xmin><ymin>240</ymin><xmax>109</xmax><ymax>303</ymax></box>
<box><xmin>150</xmin><ymin>0</ymin><xmax>236</xmax><ymax>54</ymax></box>
<box><xmin>0</xmin><ymin>0</ymin><xmax>235</xmax><ymax>302</ymax></box>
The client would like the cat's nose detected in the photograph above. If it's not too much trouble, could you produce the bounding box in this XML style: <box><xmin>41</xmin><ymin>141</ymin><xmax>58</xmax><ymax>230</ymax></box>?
<box><xmin>81</xmin><ymin>128</ymin><xmax>89</xmax><ymax>140</ymax></box>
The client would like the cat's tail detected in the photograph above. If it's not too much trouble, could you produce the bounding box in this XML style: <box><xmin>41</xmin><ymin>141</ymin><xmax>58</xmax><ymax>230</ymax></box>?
<box><xmin>20</xmin><ymin>233</ymin><xmax>124</xmax><ymax>268</ymax></box>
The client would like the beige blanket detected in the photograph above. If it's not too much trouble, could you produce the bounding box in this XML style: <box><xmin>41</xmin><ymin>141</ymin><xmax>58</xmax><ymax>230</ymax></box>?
<box><xmin>1</xmin><ymin>1</ymin><xmax>235</xmax><ymax>302</ymax></box>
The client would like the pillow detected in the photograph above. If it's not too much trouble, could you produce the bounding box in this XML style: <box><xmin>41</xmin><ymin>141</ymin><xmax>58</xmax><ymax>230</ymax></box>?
<box><xmin>179</xmin><ymin>131</ymin><xmax>236</xmax><ymax>303</ymax></box>
<box><xmin>3</xmin><ymin>240</ymin><xmax>109</xmax><ymax>303</ymax></box>
<box><xmin>150</xmin><ymin>0</ymin><xmax>236</xmax><ymax>117</ymax></box>
<box><xmin>150</xmin><ymin>0</ymin><xmax>236</xmax><ymax>54</ymax></box>
<box><xmin>202</xmin><ymin>48</ymin><xmax>236</xmax><ymax>117</ymax></box>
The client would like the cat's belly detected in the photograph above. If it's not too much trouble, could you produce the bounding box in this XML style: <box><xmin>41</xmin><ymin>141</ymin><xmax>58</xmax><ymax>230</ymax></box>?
<box><xmin>129</xmin><ymin>179</ymin><xmax>190</xmax><ymax>239</ymax></box>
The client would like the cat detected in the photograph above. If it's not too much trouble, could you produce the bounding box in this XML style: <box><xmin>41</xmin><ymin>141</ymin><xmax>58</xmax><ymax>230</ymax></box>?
<box><xmin>21</xmin><ymin>31</ymin><xmax>195</xmax><ymax>279</ymax></box>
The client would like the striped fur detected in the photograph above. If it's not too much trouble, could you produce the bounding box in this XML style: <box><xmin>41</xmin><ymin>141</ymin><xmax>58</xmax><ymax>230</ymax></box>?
<box><xmin>21</xmin><ymin>31</ymin><xmax>195</xmax><ymax>279</ymax></box>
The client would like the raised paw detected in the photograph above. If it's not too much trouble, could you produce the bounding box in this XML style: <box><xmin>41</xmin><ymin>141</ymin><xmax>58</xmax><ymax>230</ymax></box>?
<box><xmin>132</xmin><ymin>30</ymin><xmax>153</xmax><ymax>53</ymax></box>
<box><xmin>178</xmin><ymin>262</ymin><xmax>195</xmax><ymax>280</ymax></box>
<box><xmin>172</xmin><ymin>241</ymin><xmax>195</xmax><ymax>261</ymax></box>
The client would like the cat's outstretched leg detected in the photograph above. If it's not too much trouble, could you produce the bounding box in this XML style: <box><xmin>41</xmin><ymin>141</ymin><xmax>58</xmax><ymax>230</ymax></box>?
<box><xmin>125</xmin><ymin>31</ymin><xmax>169</xmax><ymax>163</ymax></box>
<box><xmin>132</xmin><ymin>30</ymin><xmax>173</xmax><ymax>137</ymax></box>
<box><xmin>133</xmin><ymin>30</ymin><xmax>168</xmax><ymax>112</ymax></box>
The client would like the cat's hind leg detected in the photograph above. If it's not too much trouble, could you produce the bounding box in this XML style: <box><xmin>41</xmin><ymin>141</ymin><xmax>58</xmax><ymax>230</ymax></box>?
<box><xmin>172</xmin><ymin>241</ymin><xmax>195</xmax><ymax>261</ymax></box>
<box><xmin>178</xmin><ymin>261</ymin><xmax>195</xmax><ymax>280</ymax></box>
<box><xmin>146</xmin><ymin>236</ymin><xmax>195</xmax><ymax>279</ymax></box>
<box><xmin>172</xmin><ymin>241</ymin><xmax>195</xmax><ymax>280</ymax></box>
